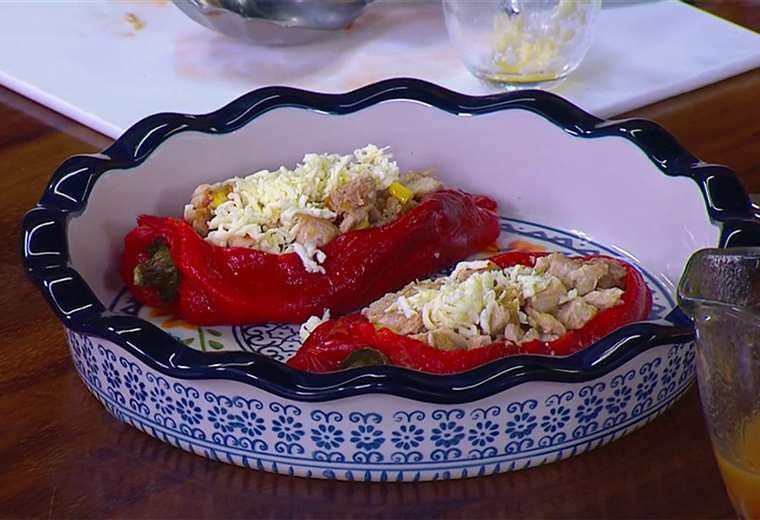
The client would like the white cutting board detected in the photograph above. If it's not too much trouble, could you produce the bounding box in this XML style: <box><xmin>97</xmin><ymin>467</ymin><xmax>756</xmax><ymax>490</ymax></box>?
<box><xmin>1</xmin><ymin>0</ymin><xmax>758</xmax><ymax>138</ymax></box>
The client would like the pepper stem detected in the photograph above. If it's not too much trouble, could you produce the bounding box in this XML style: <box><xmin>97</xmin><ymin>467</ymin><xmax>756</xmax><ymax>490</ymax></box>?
<box><xmin>133</xmin><ymin>239</ymin><xmax>180</xmax><ymax>304</ymax></box>
<box><xmin>340</xmin><ymin>348</ymin><xmax>390</xmax><ymax>370</ymax></box>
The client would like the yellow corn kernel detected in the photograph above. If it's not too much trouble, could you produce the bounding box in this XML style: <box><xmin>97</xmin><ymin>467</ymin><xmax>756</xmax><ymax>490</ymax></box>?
<box><xmin>389</xmin><ymin>181</ymin><xmax>414</xmax><ymax>204</ymax></box>
<box><xmin>212</xmin><ymin>190</ymin><xmax>229</xmax><ymax>208</ymax></box>
<box><xmin>356</xmin><ymin>216</ymin><xmax>370</xmax><ymax>230</ymax></box>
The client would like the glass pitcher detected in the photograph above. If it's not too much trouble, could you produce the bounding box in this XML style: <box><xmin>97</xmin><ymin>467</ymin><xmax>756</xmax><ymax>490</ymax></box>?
<box><xmin>678</xmin><ymin>248</ymin><xmax>760</xmax><ymax>518</ymax></box>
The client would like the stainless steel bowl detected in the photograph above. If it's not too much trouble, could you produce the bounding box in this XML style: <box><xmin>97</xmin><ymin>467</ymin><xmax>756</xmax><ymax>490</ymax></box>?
<box><xmin>173</xmin><ymin>0</ymin><xmax>374</xmax><ymax>45</ymax></box>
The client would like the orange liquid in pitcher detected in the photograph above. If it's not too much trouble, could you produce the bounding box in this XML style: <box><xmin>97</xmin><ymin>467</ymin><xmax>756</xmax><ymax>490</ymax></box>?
<box><xmin>715</xmin><ymin>415</ymin><xmax>760</xmax><ymax>519</ymax></box>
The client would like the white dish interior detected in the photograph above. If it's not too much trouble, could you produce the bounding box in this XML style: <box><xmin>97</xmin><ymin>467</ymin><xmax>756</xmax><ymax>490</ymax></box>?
<box><xmin>68</xmin><ymin>101</ymin><xmax>719</xmax><ymax>338</ymax></box>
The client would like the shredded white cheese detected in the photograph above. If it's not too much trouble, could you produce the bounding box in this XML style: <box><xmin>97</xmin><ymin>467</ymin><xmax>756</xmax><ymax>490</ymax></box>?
<box><xmin>299</xmin><ymin>309</ymin><xmax>331</xmax><ymax>342</ymax></box>
<box><xmin>188</xmin><ymin>145</ymin><xmax>399</xmax><ymax>271</ymax></box>
<box><xmin>395</xmin><ymin>295</ymin><xmax>416</xmax><ymax>319</ymax></box>
<box><xmin>292</xmin><ymin>243</ymin><xmax>326</xmax><ymax>274</ymax></box>
<box><xmin>369</xmin><ymin>255</ymin><xmax>625</xmax><ymax>348</ymax></box>
<box><xmin>450</xmin><ymin>260</ymin><xmax>492</xmax><ymax>280</ymax></box>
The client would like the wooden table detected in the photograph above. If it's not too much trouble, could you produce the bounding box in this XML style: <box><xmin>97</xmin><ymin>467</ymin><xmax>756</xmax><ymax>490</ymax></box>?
<box><xmin>1</xmin><ymin>3</ymin><xmax>758</xmax><ymax>517</ymax></box>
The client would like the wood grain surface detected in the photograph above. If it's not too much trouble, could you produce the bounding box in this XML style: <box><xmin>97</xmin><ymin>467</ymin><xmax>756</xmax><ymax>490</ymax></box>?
<box><xmin>1</xmin><ymin>3</ymin><xmax>758</xmax><ymax>517</ymax></box>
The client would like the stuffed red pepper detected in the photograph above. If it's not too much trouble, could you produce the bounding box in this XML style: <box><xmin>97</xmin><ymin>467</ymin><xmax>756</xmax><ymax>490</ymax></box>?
<box><xmin>121</xmin><ymin>145</ymin><xmax>499</xmax><ymax>325</ymax></box>
<box><xmin>288</xmin><ymin>251</ymin><xmax>653</xmax><ymax>374</ymax></box>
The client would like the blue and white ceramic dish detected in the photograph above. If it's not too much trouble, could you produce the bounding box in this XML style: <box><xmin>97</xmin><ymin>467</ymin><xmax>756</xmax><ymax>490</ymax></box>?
<box><xmin>23</xmin><ymin>79</ymin><xmax>760</xmax><ymax>481</ymax></box>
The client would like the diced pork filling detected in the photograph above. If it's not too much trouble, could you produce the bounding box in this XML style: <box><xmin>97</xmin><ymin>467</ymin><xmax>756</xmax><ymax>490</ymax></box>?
<box><xmin>182</xmin><ymin>146</ymin><xmax>443</xmax><ymax>272</ymax></box>
<box><xmin>292</xmin><ymin>214</ymin><xmax>339</xmax><ymax>248</ymax></box>
<box><xmin>186</xmin><ymin>183</ymin><xmax>232</xmax><ymax>236</ymax></box>
<box><xmin>360</xmin><ymin>253</ymin><xmax>628</xmax><ymax>352</ymax></box>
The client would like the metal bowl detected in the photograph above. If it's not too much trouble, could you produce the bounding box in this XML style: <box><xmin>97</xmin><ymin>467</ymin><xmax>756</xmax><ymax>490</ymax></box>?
<box><xmin>173</xmin><ymin>0</ymin><xmax>374</xmax><ymax>45</ymax></box>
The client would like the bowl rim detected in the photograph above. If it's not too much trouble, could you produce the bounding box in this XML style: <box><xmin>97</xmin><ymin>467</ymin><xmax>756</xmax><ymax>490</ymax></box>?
<box><xmin>22</xmin><ymin>78</ymin><xmax>760</xmax><ymax>404</ymax></box>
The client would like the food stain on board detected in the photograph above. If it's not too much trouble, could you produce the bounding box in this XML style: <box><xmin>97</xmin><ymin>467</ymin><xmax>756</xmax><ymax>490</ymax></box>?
<box><xmin>125</xmin><ymin>12</ymin><xmax>146</xmax><ymax>31</ymax></box>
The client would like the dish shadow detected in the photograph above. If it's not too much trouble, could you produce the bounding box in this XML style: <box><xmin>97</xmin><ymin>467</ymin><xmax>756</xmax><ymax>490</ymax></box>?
<box><xmin>86</xmin><ymin>401</ymin><xmax>716</xmax><ymax>519</ymax></box>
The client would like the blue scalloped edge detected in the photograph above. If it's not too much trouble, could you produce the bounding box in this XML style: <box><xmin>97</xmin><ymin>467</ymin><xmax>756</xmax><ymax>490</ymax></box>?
<box><xmin>21</xmin><ymin>78</ymin><xmax>760</xmax><ymax>404</ymax></box>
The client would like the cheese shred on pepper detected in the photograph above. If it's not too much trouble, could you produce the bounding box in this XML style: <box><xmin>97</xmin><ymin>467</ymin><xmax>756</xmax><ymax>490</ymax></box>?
<box><xmin>183</xmin><ymin>145</ymin><xmax>442</xmax><ymax>273</ymax></box>
<box><xmin>300</xmin><ymin>309</ymin><xmax>331</xmax><ymax>342</ymax></box>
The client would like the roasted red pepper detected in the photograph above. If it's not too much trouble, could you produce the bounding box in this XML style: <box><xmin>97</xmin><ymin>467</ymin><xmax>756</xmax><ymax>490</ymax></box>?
<box><xmin>121</xmin><ymin>190</ymin><xmax>499</xmax><ymax>325</ymax></box>
<box><xmin>287</xmin><ymin>252</ymin><xmax>653</xmax><ymax>374</ymax></box>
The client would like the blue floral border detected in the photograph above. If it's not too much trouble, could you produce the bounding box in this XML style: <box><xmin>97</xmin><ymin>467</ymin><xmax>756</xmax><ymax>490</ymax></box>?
<box><xmin>70</xmin><ymin>331</ymin><xmax>695</xmax><ymax>480</ymax></box>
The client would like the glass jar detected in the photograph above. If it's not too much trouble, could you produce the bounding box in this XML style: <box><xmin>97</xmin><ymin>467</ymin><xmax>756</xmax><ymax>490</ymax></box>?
<box><xmin>442</xmin><ymin>0</ymin><xmax>602</xmax><ymax>90</ymax></box>
<box><xmin>678</xmin><ymin>248</ymin><xmax>760</xmax><ymax>518</ymax></box>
